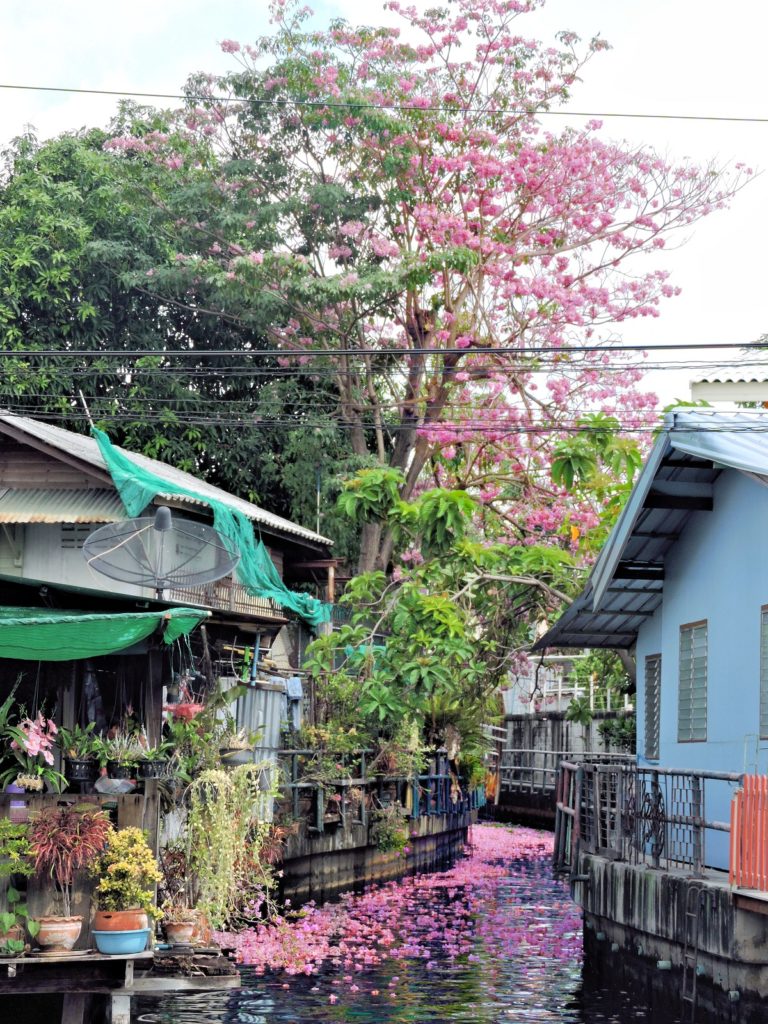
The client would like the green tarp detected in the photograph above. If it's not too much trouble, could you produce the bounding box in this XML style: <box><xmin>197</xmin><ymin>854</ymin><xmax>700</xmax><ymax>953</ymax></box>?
<box><xmin>0</xmin><ymin>606</ymin><xmax>209</xmax><ymax>661</ymax></box>
<box><xmin>92</xmin><ymin>428</ymin><xmax>331</xmax><ymax>630</ymax></box>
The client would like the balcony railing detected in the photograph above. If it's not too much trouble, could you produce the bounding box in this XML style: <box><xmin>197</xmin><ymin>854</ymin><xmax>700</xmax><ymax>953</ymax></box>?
<box><xmin>168</xmin><ymin>576</ymin><xmax>287</xmax><ymax>620</ymax></box>
<box><xmin>553</xmin><ymin>760</ymin><xmax>743</xmax><ymax>877</ymax></box>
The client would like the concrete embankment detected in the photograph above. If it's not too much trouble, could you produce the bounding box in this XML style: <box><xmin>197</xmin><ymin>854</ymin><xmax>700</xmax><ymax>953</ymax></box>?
<box><xmin>281</xmin><ymin>808</ymin><xmax>474</xmax><ymax>904</ymax></box>
<box><xmin>577</xmin><ymin>851</ymin><xmax>768</xmax><ymax>1018</ymax></box>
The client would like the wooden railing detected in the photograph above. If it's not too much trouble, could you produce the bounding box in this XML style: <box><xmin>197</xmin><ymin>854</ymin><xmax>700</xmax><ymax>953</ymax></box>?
<box><xmin>168</xmin><ymin>576</ymin><xmax>287</xmax><ymax>620</ymax></box>
<box><xmin>730</xmin><ymin>774</ymin><xmax>768</xmax><ymax>890</ymax></box>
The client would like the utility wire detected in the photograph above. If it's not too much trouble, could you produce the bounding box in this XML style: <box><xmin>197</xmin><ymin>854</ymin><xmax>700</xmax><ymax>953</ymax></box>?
<box><xmin>0</xmin><ymin>81</ymin><xmax>766</xmax><ymax>125</ymax></box>
<box><xmin>0</xmin><ymin>341</ymin><xmax>766</xmax><ymax>359</ymax></box>
<box><xmin>3</xmin><ymin>403</ymin><xmax>768</xmax><ymax>435</ymax></box>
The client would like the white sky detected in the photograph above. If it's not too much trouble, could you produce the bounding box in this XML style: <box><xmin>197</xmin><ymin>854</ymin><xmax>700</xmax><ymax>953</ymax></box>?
<box><xmin>0</xmin><ymin>0</ymin><xmax>765</xmax><ymax>406</ymax></box>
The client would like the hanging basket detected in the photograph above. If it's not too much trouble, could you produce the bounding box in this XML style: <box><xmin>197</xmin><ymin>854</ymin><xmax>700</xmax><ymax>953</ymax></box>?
<box><xmin>65</xmin><ymin>758</ymin><xmax>99</xmax><ymax>783</ymax></box>
<box><xmin>136</xmin><ymin>758</ymin><xmax>169</xmax><ymax>780</ymax></box>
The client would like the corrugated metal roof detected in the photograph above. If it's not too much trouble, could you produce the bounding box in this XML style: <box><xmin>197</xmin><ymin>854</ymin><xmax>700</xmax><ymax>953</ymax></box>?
<box><xmin>0</xmin><ymin>488</ymin><xmax>127</xmax><ymax>523</ymax></box>
<box><xmin>691</xmin><ymin>363</ymin><xmax>768</xmax><ymax>384</ymax></box>
<box><xmin>535</xmin><ymin>410</ymin><xmax>768</xmax><ymax>651</ymax></box>
<box><xmin>0</xmin><ymin>413</ymin><xmax>333</xmax><ymax>547</ymax></box>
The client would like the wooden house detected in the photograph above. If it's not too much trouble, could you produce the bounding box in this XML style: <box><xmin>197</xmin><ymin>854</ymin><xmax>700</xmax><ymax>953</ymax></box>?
<box><xmin>0</xmin><ymin>411</ymin><xmax>334</xmax><ymax>957</ymax></box>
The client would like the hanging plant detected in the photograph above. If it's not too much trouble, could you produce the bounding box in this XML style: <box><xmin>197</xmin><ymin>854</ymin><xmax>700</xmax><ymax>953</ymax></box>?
<box><xmin>185</xmin><ymin>763</ymin><xmax>278</xmax><ymax>929</ymax></box>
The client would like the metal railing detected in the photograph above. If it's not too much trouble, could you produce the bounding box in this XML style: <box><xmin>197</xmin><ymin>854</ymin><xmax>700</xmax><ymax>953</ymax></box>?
<box><xmin>277</xmin><ymin>749</ymin><xmax>484</xmax><ymax>835</ymax></box>
<box><xmin>553</xmin><ymin>759</ymin><xmax>743</xmax><ymax>877</ymax></box>
<box><xmin>500</xmin><ymin>748</ymin><xmax>633</xmax><ymax>797</ymax></box>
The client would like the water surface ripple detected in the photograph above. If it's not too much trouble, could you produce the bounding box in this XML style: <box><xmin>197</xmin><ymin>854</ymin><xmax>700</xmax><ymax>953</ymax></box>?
<box><xmin>133</xmin><ymin>824</ymin><xmax>675</xmax><ymax>1023</ymax></box>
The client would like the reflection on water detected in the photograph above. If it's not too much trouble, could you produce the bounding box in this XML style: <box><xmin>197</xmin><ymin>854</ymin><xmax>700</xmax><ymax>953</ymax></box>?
<box><xmin>133</xmin><ymin>825</ymin><xmax>681</xmax><ymax>1024</ymax></box>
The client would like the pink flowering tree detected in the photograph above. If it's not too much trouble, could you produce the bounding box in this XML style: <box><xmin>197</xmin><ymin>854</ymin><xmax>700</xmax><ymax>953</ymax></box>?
<box><xmin>107</xmin><ymin>0</ymin><xmax>749</xmax><ymax>575</ymax></box>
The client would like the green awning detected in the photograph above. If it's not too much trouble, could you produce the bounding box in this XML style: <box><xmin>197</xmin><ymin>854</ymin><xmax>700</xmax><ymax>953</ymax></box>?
<box><xmin>0</xmin><ymin>606</ymin><xmax>209</xmax><ymax>661</ymax></box>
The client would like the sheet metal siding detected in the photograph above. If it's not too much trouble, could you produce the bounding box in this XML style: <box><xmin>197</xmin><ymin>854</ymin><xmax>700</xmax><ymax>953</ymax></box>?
<box><xmin>233</xmin><ymin>682</ymin><xmax>285</xmax><ymax>824</ymax></box>
<box><xmin>236</xmin><ymin>681</ymin><xmax>285</xmax><ymax>757</ymax></box>
<box><xmin>0</xmin><ymin>488</ymin><xmax>127</xmax><ymax>523</ymax></box>
<box><xmin>0</xmin><ymin>414</ymin><xmax>332</xmax><ymax>547</ymax></box>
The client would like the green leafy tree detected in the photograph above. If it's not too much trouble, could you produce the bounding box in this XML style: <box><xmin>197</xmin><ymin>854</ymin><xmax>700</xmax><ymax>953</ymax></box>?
<box><xmin>305</xmin><ymin>471</ymin><xmax>577</xmax><ymax>764</ymax></box>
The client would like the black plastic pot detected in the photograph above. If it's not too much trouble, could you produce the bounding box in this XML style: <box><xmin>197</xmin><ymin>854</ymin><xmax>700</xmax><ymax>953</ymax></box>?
<box><xmin>106</xmin><ymin>760</ymin><xmax>135</xmax><ymax>779</ymax></box>
<box><xmin>65</xmin><ymin>757</ymin><xmax>98</xmax><ymax>783</ymax></box>
<box><xmin>136</xmin><ymin>759</ymin><xmax>169</xmax><ymax>780</ymax></box>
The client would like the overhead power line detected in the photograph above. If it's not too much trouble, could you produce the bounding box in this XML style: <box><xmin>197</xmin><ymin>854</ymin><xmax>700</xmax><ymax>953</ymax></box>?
<box><xmin>0</xmin><ymin>81</ymin><xmax>766</xmax><ymax>125</ymax></box>
<box><xmin>4</xmin><ymin>402</ymin><xmax>768</xmax><ymax>436</ymax></box>
<box><xmin>0</xmin><ymin>341</ymin><xmax>766</xmax><ymax>360</ymax></box>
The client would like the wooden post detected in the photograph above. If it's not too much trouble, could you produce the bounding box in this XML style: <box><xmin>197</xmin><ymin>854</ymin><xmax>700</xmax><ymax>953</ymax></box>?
<box><xmin>61</xmin><ymin>994</ymin><xmax>87</xmax><ymax>1024</ymax></box>
<box><xmin>109</xmin><ymin>994</ymin><xmax>131</xmax><ymax>1024</ymax></box>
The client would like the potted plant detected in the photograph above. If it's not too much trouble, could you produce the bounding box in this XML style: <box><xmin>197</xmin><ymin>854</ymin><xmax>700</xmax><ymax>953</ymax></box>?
<box><xmin>0</xmin><ymin>819</ymin><xmax>39</xmax><ymax>956</ymax></box>
<box><xmin>160</xmin><ymin>897</ymin><xmax>197</xmax><ymax>945</ymax></box>
<box><xmin>136</xmin><ymin>743</ymin><xmax>170</xmax><ymax>780</ymax></box>
<box><xmin>218</xmin><ymin>726</ymin><xmax>257</xmax><ymax>766</ymax></box>
<box><xmin>1</xmin><ymin>705</ymin><xmax>66</xmax><ymax>795</ymax></box>
<box><xmin>57</xmin><ymin>723</ymin><xmax>99</xmax><ymax>784</ymax></box>
<box><xmin>91</xmin><ymin>826</ymin><xmax>162</xmax><ymax>954</ymax></box>
<box><xmin>158</xmin><ymin>842</ymin><xmax>206</xmax><ymax>946</ymax></box>
<box><xmin>28</xmin><ymin>804</ymin><xmax>111</xmax><ymax>951</ymax></box>
<box><xmin>96</xmin><ymin>732</ymin><xmax>144</xmax><ymax>780</ymax></box>
<box><xmin>163</xmin><ymin>675</ymin><xmax>205</xmax><ymax>721</ymax></box>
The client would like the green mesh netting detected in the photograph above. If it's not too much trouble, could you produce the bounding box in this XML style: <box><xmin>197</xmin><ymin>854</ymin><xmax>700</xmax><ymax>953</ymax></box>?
<box><xmin>92</xmin><ymin>429</ymin><xmax>331</xmax><ymax>630</ymax></box>
<box><xmin>0</xmin><ymin>607</ymin><xmax>208</xmax><ymax>661</ymax></box>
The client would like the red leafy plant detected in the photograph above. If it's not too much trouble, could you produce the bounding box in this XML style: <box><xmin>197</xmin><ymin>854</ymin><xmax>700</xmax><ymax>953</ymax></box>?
<box><xmin>29</xmin><ymin>805</ymin><xmax>112</xmax><ymax>918</ymax></box>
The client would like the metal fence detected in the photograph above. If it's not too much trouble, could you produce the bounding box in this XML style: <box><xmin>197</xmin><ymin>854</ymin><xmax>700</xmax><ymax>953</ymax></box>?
<box><xmin>554</xmin><ymin>760</ymin><xmax>742</xmax><ymax>876</ymax></box>
<box><xmin>278</xmin><ymin>749</ymin><xmax>485</xmax><ymax>835</ymax></box>
<box><xmin>500</xmin><ymin>748</ymin><xmax>633</xmax><ymax>797</ymax></box>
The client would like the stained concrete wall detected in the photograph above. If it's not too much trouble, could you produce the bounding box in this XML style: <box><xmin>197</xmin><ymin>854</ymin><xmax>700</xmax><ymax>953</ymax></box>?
<box><xmin>576</xmin><ymin>851</ymin><xmax>768</xmax><ymax>1001</ymax></box>
<box><xmin>281</xmin><ymin>810</ymin><xmax>474</xmax><ymax>904</ymax></box>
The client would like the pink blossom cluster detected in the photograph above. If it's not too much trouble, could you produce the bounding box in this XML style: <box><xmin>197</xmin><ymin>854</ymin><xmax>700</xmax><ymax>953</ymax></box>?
<box><xmin>216</xmin><ymin>825</ymin><xmax>581</xmax><ymax>1006</ymax></box>
<box><xmin>11</xmin><ymin>711</ymin><xmax>58</xmax><ymax>765</ymax></box>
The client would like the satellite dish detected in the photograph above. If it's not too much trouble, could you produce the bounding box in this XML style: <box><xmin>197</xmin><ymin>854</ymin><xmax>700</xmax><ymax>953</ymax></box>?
<box><xmin>83</xmin><ymin>506</ymin><xmax>240</xmax><ymax>598</ymax></box>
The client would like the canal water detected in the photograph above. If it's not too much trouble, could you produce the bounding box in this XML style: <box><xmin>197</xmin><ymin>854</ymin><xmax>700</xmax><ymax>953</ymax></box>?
<box><xmin>133</xmin><ymin>824</ymin><xmax>682</xmax><ymax>1024</ymax></box>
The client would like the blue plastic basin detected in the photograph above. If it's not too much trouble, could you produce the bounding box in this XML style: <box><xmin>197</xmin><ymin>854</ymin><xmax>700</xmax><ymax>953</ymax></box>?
<box><xmin>92</xmin><ymin>928</ymin><xmax>150</xmax><ymax>955</ymax></box>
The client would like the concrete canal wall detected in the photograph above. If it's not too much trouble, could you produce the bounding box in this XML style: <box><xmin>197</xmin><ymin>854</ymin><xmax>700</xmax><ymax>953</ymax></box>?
<box><xmin>281</xmin><ymin>809</ymin><xmax>475</xmax><ymax>904</ymax></box>
<box><xmin>577</xmin><ymin>851</ymin><xmax>768</xmax><ymax>1009</ymax></box>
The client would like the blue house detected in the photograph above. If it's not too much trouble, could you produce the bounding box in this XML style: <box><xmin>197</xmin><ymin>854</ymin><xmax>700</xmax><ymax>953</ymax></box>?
<box><xmin>537</xmin><ymin>410</ymin><xmax>768</xmax><ymax>864</ymax></box>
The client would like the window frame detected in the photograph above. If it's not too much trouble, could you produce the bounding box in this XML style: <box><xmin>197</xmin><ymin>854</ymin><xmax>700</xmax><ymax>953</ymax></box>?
<box><xmin>678</xmin><ymin>619</ymin><xmax>708</xmax><ymax>744</ymax></box>
<box><xmin>644</xmin><ymin>653</ymin><xmax>662</xmax><ymax>760</ymax></box>
<box><xmin>759</xmin><ymin>606</ymin><xmax>768</xmax><ymax>740</ymax></box>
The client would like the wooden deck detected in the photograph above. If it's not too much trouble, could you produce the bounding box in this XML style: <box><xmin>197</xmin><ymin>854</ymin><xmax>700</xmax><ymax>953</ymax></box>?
<box><xmin>0</xmin><ymin>949</ymin><xmax>240</xmax><ymax>1023</ymax></box>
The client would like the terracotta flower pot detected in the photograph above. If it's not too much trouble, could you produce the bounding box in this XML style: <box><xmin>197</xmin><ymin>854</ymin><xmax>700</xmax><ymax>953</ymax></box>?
<box><xmin>164</xmin><ymin>920</ymin><xmax>195</xmax><ymax>945</ymax></box>
<box><xmin>36</xmin><ymin>915</ymin><xmax>82</xmax><ymax>952</ymax></box>
<box><xmin>92</xmin><ymin>909</ymin><xmax>149</xmax><ymax>932</ymax></box>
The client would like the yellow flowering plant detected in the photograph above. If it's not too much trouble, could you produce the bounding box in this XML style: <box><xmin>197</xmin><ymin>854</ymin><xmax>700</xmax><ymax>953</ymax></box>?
<box><xmin>92</xmin><ymin>827</ymin><xmax>163</xmax><ymax>919</ymax></box>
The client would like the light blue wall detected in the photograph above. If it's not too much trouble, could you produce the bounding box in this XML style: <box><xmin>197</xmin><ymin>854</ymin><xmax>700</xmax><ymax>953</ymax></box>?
<box><xmin>635</xmin><ymin>469</ymin><xmax>768</xmax><ymax>866</ymax></box>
